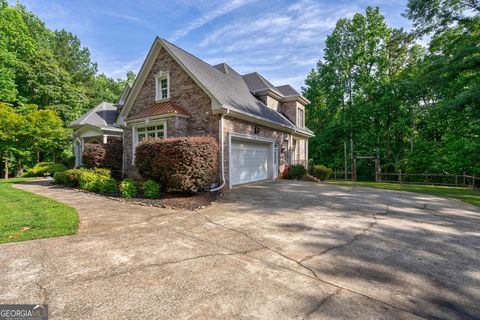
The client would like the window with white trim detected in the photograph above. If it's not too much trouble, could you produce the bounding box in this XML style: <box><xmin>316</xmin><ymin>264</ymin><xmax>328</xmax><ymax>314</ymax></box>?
<box><xmin>132</xmin><ymin>123</ymin><xmax>166</xmax><ymax>162</ymax></box>
<box><xmin>155</xmin><ymin>72</ymin><xmax>169</xmax><ymax>101</ymax></box>
<box><xmin>297</xmin><ymin>107</ymin><xmax>305</xmax><ymax>128</ymax></box>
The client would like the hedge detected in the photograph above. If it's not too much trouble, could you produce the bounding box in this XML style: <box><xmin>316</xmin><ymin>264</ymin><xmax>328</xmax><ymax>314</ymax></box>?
<box><xmin>135</xmin><ymin>136</ymin><xmax>218</xmax><ymax>193</ymax></box>
<box><xmin>82</xmin><ymin>139</ymin><xmax>123</xmax><ymax>178</ymax></box>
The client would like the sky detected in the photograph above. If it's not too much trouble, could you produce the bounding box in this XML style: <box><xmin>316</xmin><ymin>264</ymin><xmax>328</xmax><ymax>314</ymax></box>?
<box><xmin>18</xmin><ymin>0</ymin><xmax>411</xmax><ymax>90</ymax></box>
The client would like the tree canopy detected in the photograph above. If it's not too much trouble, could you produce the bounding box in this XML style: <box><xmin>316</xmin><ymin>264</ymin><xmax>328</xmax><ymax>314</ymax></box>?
<box><xmin>304</xmin><ymin>4</ymin><xmax>480</xmax><ymax>178</ymax></box>
<box><xmin>0</xmin><ymin>1</ymin><xmax>134</xmax><ymax>177</ymax></box>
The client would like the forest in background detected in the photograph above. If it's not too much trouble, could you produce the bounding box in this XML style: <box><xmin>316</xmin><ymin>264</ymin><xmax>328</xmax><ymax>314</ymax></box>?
<box><xmin>0</xmin><ymin>0</ymin><xmax>133</xmax><ymax>177</ymax></box>
<box><xmin>304</xmin><ymin>0</ymin><xmax>480</xmax><ymax>179</ymax></box>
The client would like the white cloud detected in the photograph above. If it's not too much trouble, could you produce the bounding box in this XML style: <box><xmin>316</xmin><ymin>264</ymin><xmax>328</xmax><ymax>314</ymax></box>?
<box><xmin>171</xmin><ymin>0</ymin><xmax>256</xmax><ymax>41</ymax></box>
<box><xmin>197</xmin><ymin>0</ymin><xmax>360</xmax><ymax>90</ymax></box>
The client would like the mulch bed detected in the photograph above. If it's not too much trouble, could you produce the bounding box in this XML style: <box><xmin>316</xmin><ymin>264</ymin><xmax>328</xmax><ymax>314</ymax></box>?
<box><xmin>108</xmin><ymin>191</ymin><xmax>221</xmax><ymax>211</ymax></box>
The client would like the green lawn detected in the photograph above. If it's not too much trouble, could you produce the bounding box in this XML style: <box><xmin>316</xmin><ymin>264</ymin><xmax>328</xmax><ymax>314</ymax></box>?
<box><xmin>327</xmin><ymin>180</ymin><xmax>480</xmax><ymax>208</ymax></box>
<box><xmin>0</xmin><ymin>178</ymin><xmax>79</xmax><ymax>243</ymax></box>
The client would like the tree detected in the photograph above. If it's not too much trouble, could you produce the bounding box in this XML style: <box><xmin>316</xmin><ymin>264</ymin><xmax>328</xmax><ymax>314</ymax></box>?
<box><xmin>404</xmin><ymin>0</ymin><xmax>480</xmax><ymax>35</ymax></box>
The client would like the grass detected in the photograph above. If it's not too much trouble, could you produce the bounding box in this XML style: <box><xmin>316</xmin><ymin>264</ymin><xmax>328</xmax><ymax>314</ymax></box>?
<box><xmin>0</xmin><ymin>178</ymin><xmax>79</xmax><ymax>243</ymax></box>
<box><xmin>327</xmin><ymin>180</ymin><xmax>480</xmax><ymax>208</ymax></box>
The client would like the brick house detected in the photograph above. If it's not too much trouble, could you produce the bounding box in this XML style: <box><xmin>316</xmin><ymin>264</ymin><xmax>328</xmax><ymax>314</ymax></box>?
<box><xmin>72</xmin><ymin>37</ymin><xmax>314</xmax><ymax>188</ymax></box>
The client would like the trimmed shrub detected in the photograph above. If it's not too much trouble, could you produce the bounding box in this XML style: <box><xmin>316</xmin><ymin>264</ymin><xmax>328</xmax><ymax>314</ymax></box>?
<box><xmin>82</xmin><ymin>140</ymin><xmax>122</xmax><ymax>178</ymax></box>
<box><xmin>26</xmin><ymin>162</ymin><xmax>67</xmax><ymax>177</ymax></box>
<box><xmin>97</xmin><ymin>176</ymin><xmax>117</xmax><ymax>194</ymax></box>
<box><xmin>82</xmin><ymin>143</ymin><xmax>106</xmax><ymax>168</ymax></box>
<box><xmin>79</xmin><ymin>171</ymin><xmax>100</xmax><ymax>192</ymax></box>
<box><xmin>287</xmin><ymin>164</ymin><xmax>307</xmax><ymax>180</ymax></box>
<box><xmin>312</xmin><ymin>165</ymin><xmax>333</xmax><ymax>181</ymax></box>
<box><xmin>53</xmin><ymin>168</ymin><xmax>85</xmax><ymax>187</ymax></box>
<box><xmin>93</xmin><ymin>167</ymin><xmax>111</xmax><ymax>177</ymax></box>
<box><xmin>143</xmin><ymin>180</ymin><xmax>160</xmax><ymax>199</ymax></box>
<box><xmin>103</xmin><ymin>138</ymin><xmax>123</xmax><ymax>178</ymax></box>
<box><xmin>135</xmin><ymin>136</ymin><xmax>218</xmax><ymax>193</ymax></box>
<box><xmin>119</xmin><ymin>178</ymin><xmax>138</xmax><ymax>198</ymax></box>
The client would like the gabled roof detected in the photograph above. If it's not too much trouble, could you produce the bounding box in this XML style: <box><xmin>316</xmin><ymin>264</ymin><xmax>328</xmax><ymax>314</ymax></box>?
<box><xmin>160</xmin><ymin>39</ymin><xmax>296</xmax><ymax>129</ymax></box>
<box><xmin>69</xmin><ymin>102</ymin><xmax>119</xmax><ymax>129</ymax></box>
<box><xmin>127</xmin><ymin>101</ymin><xmax>190</xmax><ymax>121</ymax></box>
<box><xmin>119</xmin><ymin>37</ymin><xmax>313</xmax><ymax>136</ymax></box>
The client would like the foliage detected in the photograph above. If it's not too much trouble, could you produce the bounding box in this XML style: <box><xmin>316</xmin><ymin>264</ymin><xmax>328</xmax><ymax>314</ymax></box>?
<box><xmin>97</xmin><ymin>176</ymin><xmax>117</xmax><ymax>194</ymax></box>
<box><xmin>82</xmin><ymin>143</ymin><xmax>106</xmax><ymax>168</ymax></box>
<box><xmin>312</xmin><ymin>165</ymin><xmax>333</xmax><ymax>181</ymax></box>
<box><xmin>103</xmin><ymin>138</ymin><xmax>123</xmax><ymax>178</ymax></box>
<box><xmin>135</xmin><ymin>136</ymin><xmax>219</xmax><ymax>193</ymax></box>
<box><xmin>92</xmin><ymin>167</ymin><xmax>111</xmax><ymax>177</ymax></box>
<box><xmin>78</xmin><ymin>170</ymin><xmax>100</xmax><ymax>192</ymax></box>
<box><xmin>25</xmin><ymin>162</ymin><xmax>66</xmax><ymax>177</ymax></box>
<box><xmin>53</xmin><ymin>168</ymin><xmax>84</xmax><ymax>187</ymax></box>
<box><xmin>304</xmin><ymin>6</ymin><xmax>480</xmax><ymax>179</ymax></box>
<box><xmin>119</xmin><ymin>178</ymin><xmax>138</xmax><ymax>199</ymax></box>
<box><xmin>286</xmin><ymin>165</ymin><xmax>307</xmax><ymax>180</ymax></box>
<box><xmin>0</xmin><ymin>178</ymin><xmax>78</xmax><ymax>243</ymax></box>
<box><xmin>0</xmin><ymin>1</ymin><xmax>134</xmax><ymax>178</ymax></box>
<box><xmin>143</xmin><ymin>180</ymin><xmax>161</xmax><ymax>199</ymax></box>
<box><xmin>81</xmin><ymin>140</ymin><xmax>122</xmax><ymax>178</ymax></box>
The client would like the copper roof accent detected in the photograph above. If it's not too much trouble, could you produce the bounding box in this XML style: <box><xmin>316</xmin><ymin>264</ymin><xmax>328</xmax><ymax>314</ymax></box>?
<box><xmin>127</xmin><ymin>101</ymin><xmax>191</xmax><ymax>121</ymax></box>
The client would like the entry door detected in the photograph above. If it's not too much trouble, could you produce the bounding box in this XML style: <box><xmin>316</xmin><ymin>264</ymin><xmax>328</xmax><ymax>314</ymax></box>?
<box><xmin>230</xmin><ymin>139</ymin><xmax>271</xmax><ymax>185</ymax></box>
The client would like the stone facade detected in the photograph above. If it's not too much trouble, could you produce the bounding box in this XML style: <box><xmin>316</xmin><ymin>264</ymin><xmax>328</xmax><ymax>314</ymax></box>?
<box><xmin>123</xmin><ymin>47</ymin><xmax>219</xmax><ymax>176</ymax></box>
<box><xmin>121</xmin><ymin>46</ymin><xmax>309</xmax><ymax>184</ymax></box>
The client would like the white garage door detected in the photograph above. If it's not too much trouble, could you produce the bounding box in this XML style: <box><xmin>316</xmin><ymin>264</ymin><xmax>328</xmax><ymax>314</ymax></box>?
<box><xmin>231</xmin><ymin>139</ymin><xmax>271</xmax><ymax>185</ymax></box>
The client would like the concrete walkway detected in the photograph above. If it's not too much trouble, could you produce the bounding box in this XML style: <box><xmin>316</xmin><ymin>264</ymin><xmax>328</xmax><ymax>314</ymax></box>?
<box><xmin>1</xmin><ymin>179</ymin><xmax>479</xmax><ymax>319</ymax></box>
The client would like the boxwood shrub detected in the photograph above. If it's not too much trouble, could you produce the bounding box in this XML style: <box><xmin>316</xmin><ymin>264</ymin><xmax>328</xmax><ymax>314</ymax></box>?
<box><xmin>135</xmin><ymin>136</ymin><xmax>218</xmax><ymax>193</ymax></box>
<box><xmin>312</xmin><ymin>165</ymin><xmax>333</xmax><ymax>181</ymax></box>
<box><xmin>119</xmin><ymin>178</ymin><xmax>138</xmax><ymax>198</ymax></box>
<box><xmin>143</xmin><ymin>180</ymin><xmax>160</xmax><ymax>199</ymax></box>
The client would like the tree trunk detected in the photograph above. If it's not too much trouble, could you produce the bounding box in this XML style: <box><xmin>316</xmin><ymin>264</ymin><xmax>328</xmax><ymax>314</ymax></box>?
<box><xmin>36</xmin><ymin>149</ymin><xmax>40</xmax><ymax>164</ymax></box>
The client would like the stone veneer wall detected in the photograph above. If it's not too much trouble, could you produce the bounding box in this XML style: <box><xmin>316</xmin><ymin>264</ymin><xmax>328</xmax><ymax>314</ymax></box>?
<box><xmin>124</xmin><ymin>47</ymin><xmax>219</xmax><ymax>176</ymax></box>
<box><xmin>258</xmin><ymin>95</ymin><xmax>282</xmax><ymax>113</ymax></box>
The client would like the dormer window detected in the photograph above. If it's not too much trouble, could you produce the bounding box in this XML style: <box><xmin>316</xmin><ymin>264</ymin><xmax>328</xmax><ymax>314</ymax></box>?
<box><xmin>155</xmin><ymin>71</ymin><xmax>169</xmax><ymax>101</ymax></box>
<box><xmin>297</xmin><ymin>107</ymin><xmax>304</xmax><ymax>128</ymax></box>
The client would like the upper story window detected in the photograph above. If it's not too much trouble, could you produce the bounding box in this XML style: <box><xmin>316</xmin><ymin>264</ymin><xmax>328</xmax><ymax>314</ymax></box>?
<box><xmin>297</xmin><ymin>107</ymin><xmax>305</xmax><ymax>128</ymax></box>
<box><xmin>155</xmin><ymin>71</ymin><xmax>169</xmax><ymax>101</ymax></box>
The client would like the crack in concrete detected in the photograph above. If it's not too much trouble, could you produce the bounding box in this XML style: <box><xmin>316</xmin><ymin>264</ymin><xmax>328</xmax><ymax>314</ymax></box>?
<box><xmin>36</xmin><ymin>240</ymin><xmax>49</xmax><ymax>305</ymax></box>
<box><xmin>201</xmin><ymin>209</ymin><xmax>425</xmax><ymax>319</ymax></box>
<box><xmin>304</xmin><ymin>288</ymin><xmax>342</xmax><ymax>319</ymax></box>
<box><xmin>204</xmin><ymin>216</ymin><xmax>318</xmax><ymax>278</ymax></box>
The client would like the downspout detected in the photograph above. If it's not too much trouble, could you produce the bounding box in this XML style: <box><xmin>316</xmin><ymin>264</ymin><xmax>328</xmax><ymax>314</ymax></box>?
<box><xmin>210</xmin><ymin>108</ymin><xmax>229</xmax><ymax>192</ymax></box>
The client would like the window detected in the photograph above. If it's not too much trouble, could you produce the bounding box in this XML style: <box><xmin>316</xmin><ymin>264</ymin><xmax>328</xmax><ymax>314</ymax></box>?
<box><xmin>297</xmin><ymin>108</ymin><xmax>304</xmax><ymax>128</ymax></box>
<box><xmin>132</xmin><ymin>123</ymin><xmax>166</xmax><ymax>162</ymax></box>
<box><xmin>155</xmin><ymin>72</ymin><xmax>169</xmax><ymax>101</ymax></box>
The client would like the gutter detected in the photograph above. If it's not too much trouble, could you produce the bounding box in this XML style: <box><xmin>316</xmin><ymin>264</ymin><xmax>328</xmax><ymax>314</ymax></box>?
<box><xmin>210</xmin><ymin>108</ymin><xmax>229</xmax><ymax>192</ymax></box>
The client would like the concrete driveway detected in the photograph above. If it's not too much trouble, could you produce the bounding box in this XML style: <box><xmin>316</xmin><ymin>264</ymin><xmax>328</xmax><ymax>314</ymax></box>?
<box><xmin>2</xmin><ymin>180</ymin><xmax>479</xmax><ymax>319</ymax></box>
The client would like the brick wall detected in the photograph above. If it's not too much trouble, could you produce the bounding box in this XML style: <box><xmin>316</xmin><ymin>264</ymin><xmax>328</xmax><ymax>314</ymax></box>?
<box><xmin>124</xmin><ymin>47</ymin><xmax>219</xmax><ymax>176</ymax></box>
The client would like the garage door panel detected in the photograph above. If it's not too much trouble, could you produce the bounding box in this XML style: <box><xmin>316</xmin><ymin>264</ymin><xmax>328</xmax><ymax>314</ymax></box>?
<box><xmin>231</xmin><ymin>139</ymin><xmax>271</xmax><ymax>185</ymax></box>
